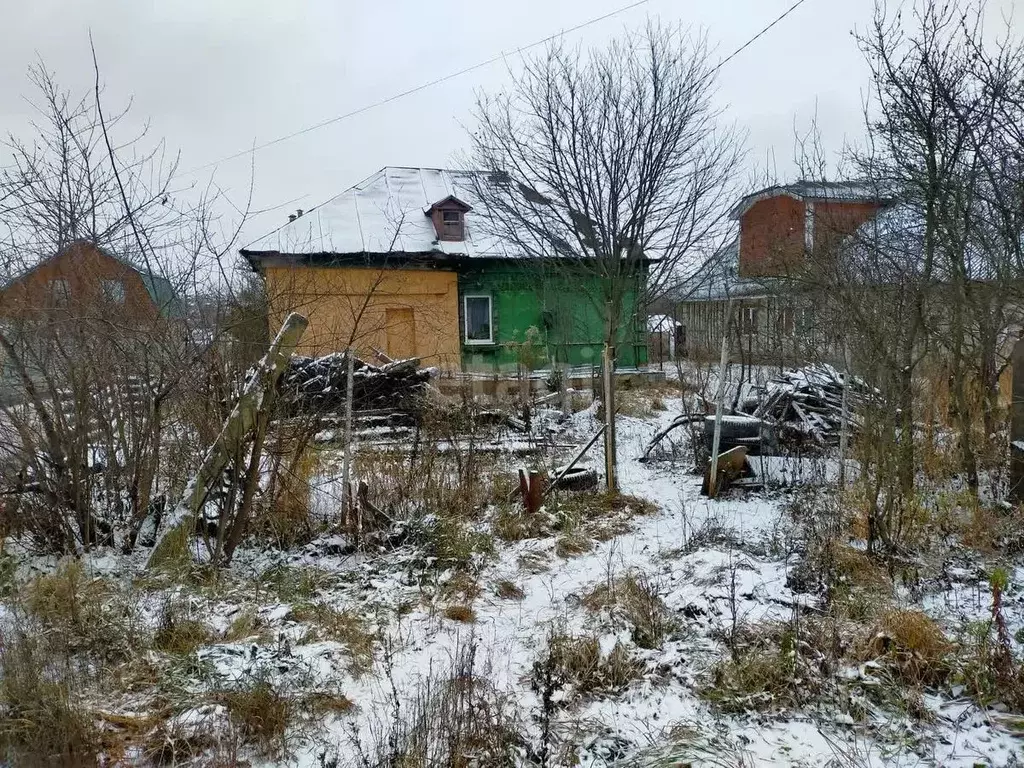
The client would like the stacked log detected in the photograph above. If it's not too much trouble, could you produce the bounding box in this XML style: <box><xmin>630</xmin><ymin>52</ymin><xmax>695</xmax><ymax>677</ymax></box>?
<box><xmin>750</xmin><ymin>364</ymin><xmax>873</xmax><ymax>447</ymax></box>
<box><xmin>278</xmin><ymin>354</ymin><xmax>433</xmax><ymax>414</ymax></box>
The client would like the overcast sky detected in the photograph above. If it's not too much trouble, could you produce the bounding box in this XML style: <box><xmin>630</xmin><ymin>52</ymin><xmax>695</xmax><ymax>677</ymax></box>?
<box><xmin>1</xmin><ymin>0</ymin><xmax>1020</xmax><ymax>254</ymax></box>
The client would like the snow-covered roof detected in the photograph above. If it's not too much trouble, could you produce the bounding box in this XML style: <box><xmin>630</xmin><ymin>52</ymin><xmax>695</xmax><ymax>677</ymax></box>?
<box><xmin>647</xmin><ymin>314</ymin><xmax>682</xmax><ymax>332</ymax></box>
<box><xmin>244</xmin><ymin>167</ymin><xmax>515</xmax><ymax>258</ymax></box>
<box><xmin>729</xmin><ymin>180</ymin><xmax>888</xmax><ymax>221</ymax></box>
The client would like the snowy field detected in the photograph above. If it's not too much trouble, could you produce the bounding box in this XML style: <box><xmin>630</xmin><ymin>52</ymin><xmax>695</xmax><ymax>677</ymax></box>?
<box><xmin>8</xmin><ymin>397</ymin><xmax>1024</xmax><ymax>767</ymax></box>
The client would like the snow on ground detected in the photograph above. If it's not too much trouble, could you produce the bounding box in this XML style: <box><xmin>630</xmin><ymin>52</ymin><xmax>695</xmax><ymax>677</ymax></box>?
<box><xmin>13</xmin><ymin>397</ymin><xmax>1023</xmax><ymax>767</ymax></box>
<box><xmin>204</xmin><ymin>401</ymin><xmax>1021</xmax><ymax>767</ymax></box>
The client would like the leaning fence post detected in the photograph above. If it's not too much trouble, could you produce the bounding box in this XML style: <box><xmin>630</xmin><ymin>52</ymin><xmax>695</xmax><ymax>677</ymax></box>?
<box><xmin>146</xmin><ymin>312</ymin><xmax>309</xmax><ymax>569</ymax></box>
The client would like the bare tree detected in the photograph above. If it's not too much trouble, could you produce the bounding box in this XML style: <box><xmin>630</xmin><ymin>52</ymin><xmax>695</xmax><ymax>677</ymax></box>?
<box><xmin>469</xmin><ymin>22</ymin><xmax>743</xmax><ymax>487</ymax></box>
<box><xmin>0</xmin><ymin>60</ymin><xmax>251</xmax><ymax>555</ymax></box>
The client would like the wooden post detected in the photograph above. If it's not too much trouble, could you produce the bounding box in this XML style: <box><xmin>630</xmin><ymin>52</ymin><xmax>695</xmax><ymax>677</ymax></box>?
<box><xmin>838</xmin><ymin>340</ymin><xmax>852</xmax><ymax>488</ymax></box>
<box><xmin>341</xmin><ymin>347</ymin><xmax>356</xmax><ymax>524</ymax></box>
<box><xmin>708</xmin><ymin>300</ymin><xmax>733</xmax><ymax>497</ymax></box>
<box><xmin>1010</xmin><ymin>338</ymin><xmax>1024</xmax><ymax>503</ymax></box>
<box><xmin>146</xmin><ymin>313</ymin><xmax>308</xmax><ymax>568</ymax></box>
<box><xmin>603</xmin><ymin>343</ymin><xmax>617</xmax><ymax>493</ymax></box>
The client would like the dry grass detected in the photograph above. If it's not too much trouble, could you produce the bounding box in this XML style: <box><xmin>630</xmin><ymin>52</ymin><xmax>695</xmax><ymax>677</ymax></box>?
<box><xmin>443</xmin><ymin>604</ymin><xmax>477</xmax><ymax>623</ymax></box>
<box><xmin>220</xmin><ymin>679</ymin><xmax>294</xmax><ymax>759</ymax></box>
<box><xmin>819</xmin><ymin>542</ymin><xmax>892</xmax><ymax>620</ymax></box>
<box><xmin>252</xmin><ymin>445</ymin><xmax>321</xmax><ymax>549</ymax></box>
<box><xmin>0</xmin><ymin>627</ymin><xmax>101</xmax><ymax>767</ymax></box>
<box><xmin>555</xmin><ymin>531</ymin><xmax>594</xmax><ymax>558</ymax></box>
<box><xmin>355</xmin><ymin>642</ymin><xmax>523</xmax><ymax>768</ymax></box>
<box><xmin>224</xmin><ymin>607</ymin><xmax>272</xmax><ymax>643</ymax></box>
<box><xmin>441</xmin><ymin>571</ymin><xmax>483</xmax><ymax>602</ymax></box>
<box><xmin>260</xmin><ymin>564</ymin><xmax>332</xmax><ymax>603</ymax></box>
<box><xmin>581</xmin><ymin>572</ymin><xmax>676</xmax><ymax>649</ymax></box>
<box><xmin>290</xmin><ymin>603</ymin><xmax>375</xmax><ymax>675</ymax></box>
<box><xmin>703</xmin><ymin>619</ymin><xmax>839</xmax><ymax>713</ymax></box>
<box><xmin>534</xmin><ymin>631</ymin><xmax>643</xmax><ymax>698</ymax></box>
<box><xmin>860</xmin><ymin>609</ymin><xmax>952</xmax><ymax>686</ymax></box>
<box><xmin>492</xmin><ymin>503</ymin><xmax>550</xmax><ymax>542</ymax></box>
<box><xmin>494</xmin><ymin>579</ymin><xmax>525</xmax><ymax>600</ymax></box>
<box><xmin>153</xmin><ymin>600</ymin><xmax>214</xmax><ymax>655</ymax></box>
<box><xmin>24</xmin><ymin>559</ymin><xmax>144</xmax><ymax>664</ymax></box>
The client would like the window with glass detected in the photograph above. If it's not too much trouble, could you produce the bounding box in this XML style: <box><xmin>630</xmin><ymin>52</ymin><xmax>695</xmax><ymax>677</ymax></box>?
<box><xmin>464</xmin><ymin>295</ymin><xmax>492</xmax><ymax>344</ymax></box>
<box><xmin>441</xmin><ymin>210</ymin><xmax>464</xmax><ymax>240</ymax></box>
<box><xmin>739</xmin><ymin>306</ymin><xmax>758</xmax><ymax>336</ymax></box>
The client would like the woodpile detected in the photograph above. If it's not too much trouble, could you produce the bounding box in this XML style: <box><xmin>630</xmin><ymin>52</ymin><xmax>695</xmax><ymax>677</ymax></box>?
<box><xmin>747</xmin><ymin>364</ymin><xmax>872</xmax><ymax>447</ymax></box>
<box><xmin>278</xmin><ymin>354</ymin><xmax>434</xmax><ymax>414</ymax></box>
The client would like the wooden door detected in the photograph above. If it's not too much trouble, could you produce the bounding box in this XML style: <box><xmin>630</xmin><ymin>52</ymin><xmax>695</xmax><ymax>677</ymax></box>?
<box><xmin>385</xmin><ymin>307</ymin><xmax>416</xmax><ymax>360</ymax></box>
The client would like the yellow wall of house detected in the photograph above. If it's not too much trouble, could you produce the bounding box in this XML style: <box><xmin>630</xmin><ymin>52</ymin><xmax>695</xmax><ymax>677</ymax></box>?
<box><xmin>264</xmin><ymin>265</ymin><xmax>461</xmax><ymax>369</ymax></box>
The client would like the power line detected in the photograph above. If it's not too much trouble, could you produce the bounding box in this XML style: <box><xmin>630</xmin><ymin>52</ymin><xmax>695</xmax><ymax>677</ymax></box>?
<box><xmin>189</xmin><ymin>0</ymin><xmax>812</xmax><ymax>178</ymax></box>
<box><xmin>242</xmin><ymin>0</ymin><xmax>815</xmax><ymax>246</ymax></box>
<box><xmin>182</xmin><ymin>0</ymin><xmax>656</xmax><ymax>177</ymax></box>
<box><xmin>712</xmin><ymin>0</ymin><xmax>811</xmax><ymax>74</ymax></box>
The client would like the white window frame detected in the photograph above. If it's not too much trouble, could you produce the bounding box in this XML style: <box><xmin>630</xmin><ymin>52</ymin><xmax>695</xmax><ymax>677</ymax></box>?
<box><xmin>463</xmin><ymin>294</ymin><xmax>493</xmax><ymax>345</ymax></box>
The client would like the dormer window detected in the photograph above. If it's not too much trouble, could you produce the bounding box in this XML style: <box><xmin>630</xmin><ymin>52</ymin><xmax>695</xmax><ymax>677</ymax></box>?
<box><xmin>425</xmin><ymin>196</ymin><xmax>472</xmax><ymax>243</ymax></box>
<box><xmin>441</xmin><ymin>210</ymin><xmax>463</xmax><ymax>240</ymax></box>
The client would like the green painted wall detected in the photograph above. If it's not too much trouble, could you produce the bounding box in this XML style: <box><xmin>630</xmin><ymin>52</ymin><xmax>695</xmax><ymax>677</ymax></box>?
<box><xmin>457</xmin><ymin>259</ymin><xmax>648</xmax><ymax>373</ymax></box>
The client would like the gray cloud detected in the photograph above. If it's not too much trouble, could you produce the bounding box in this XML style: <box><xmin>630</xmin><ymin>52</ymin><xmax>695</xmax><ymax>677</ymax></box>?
<box><xmin>1</xmin><ymin>0</ymin><xmax>1019</xmax><ymax>255</ymax></box>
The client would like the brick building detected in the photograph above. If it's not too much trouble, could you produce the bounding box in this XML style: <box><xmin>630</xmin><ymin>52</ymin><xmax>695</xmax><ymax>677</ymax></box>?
<box><xmin>672</xmin><ymin>181</ymin><xmax>888</xmax><ymax>363</ymax></box>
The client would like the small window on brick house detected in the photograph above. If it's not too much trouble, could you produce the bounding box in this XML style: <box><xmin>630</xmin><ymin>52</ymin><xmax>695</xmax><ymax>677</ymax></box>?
<box><xmin>49</xmin><ymin>278</ymin><xmax>70</xmax><ymax>305</ymax></box>
<box><xmin>102</xmin><ymin>279</ymin><xmax>125</xmax><ymax>304</ymax></box>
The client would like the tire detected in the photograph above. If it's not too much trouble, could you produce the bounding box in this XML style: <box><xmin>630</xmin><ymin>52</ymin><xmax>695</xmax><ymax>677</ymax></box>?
<box><xmin>550</xmin><ymin>465</ymin><xmax>599</xmax><ymax>492</ymax></box>
<box><xmin>703</xmin><ymin>415</ymin><xmax>764</xmax><ymax>440</ymax></box>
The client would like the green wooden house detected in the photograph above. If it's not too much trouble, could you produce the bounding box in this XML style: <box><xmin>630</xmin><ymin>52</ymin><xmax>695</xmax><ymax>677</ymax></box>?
<box><xmin>458</xmin><ymin>257</ymin><xmax>647</xmax><ymax>372</ymax></box>
<box><xmin>242</xmin><ymin>167</ymin><xmax>648</xmax><ymax>372</ymax></box>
